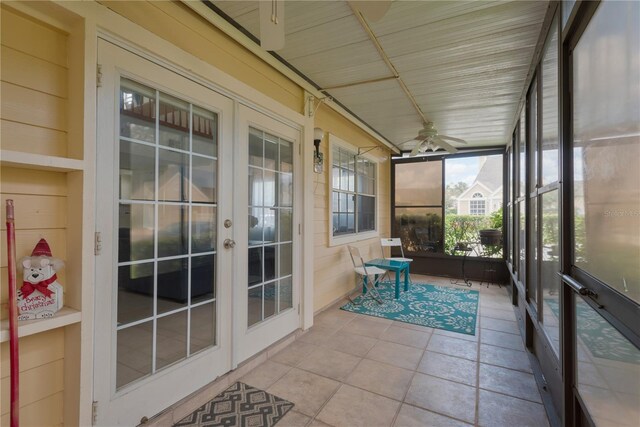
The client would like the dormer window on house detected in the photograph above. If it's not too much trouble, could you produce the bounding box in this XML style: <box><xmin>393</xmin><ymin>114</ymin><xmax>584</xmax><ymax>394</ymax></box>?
<box><xmin>470</xmin><ymin>192</ymin><xmax>486</xmax><ymax>215</ymax></box>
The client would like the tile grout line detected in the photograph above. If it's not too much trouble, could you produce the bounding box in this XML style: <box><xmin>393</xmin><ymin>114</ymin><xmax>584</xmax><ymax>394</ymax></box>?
<box><xmin>398</xmin><ymin>401</ymin><xmax>477</xmax><ymax>427</ymax></box>
<box><xmin>389</xmin><ymin>327</ymin><xmax>434</xmax><ymax>427</ymax></box>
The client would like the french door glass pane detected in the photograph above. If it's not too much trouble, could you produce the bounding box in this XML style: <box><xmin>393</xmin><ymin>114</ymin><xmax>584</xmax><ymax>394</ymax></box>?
<box><xmin>116</xmin><ymin>322</ymin><xmax>153</xmax><ymax>389</ymax></box>
<box><xmin>190</xmin><ymin>302</ymin><xmax>216</xmax><ymax>354</ymax></box>
<box><xmin>157</xmin><ymin>258</ymin><xmax>188</xmax><ymax>314</ymax></box>
<box><xmin>280</xmin><ymin>140</ymin><xmax>293</xmax><ymax>172</ymax></box>
<box><xmin>279</xmin><ymin>209</ymin><xmax>292</xmax><ymax>242</ymax></box>
<box><xmin>118</xmin><ymin>204</ymin><xmax>154</xmax><ymax>262</ymax></box>
<box><xmin>158</xmin><ymin>149</ymin><xmax>189</xmax><ymax>202</ymax></box>
<box><xmin>159</xmin><ymin>93</ymin><xmax>189</xmax><ymax>150</ymax></box>
<box><xmin>248</xmin><ymin>287</ymin><xmax>262</xmax><ymax>327</ymax></box>
<box><xmin>247</xmin><ymin>127</ymin><xmax>295</xmax><ymax>327</ymax></box>
<box><xmin>279</xmin><ymin>277</ymin><xmax>293</xmax><ymax>312</ymax></box>
<box><xmin>191</xmin><ymin>254</ymin><xmax>215</xmax><ymax>304</ymax></box>
<box><xmin>572</xmin><ymin>0</ymin><xmax>640</xmax><ymax>302</ymax></box>
<box><xmin>120</xmin><ymin>79</ymin><xmax>155</xmax><ymax>143</ymax></box>
<box><xmin>192</xmin><ymin>156</ymin><xmax>216</xmax><ymax>203</ymax></box>
<box><xmin>280</xmin><ymin>243</ymin><xmax>292</xmax><ymax>277</ymax></box>
<box><xmin>156</xmin><ymin>310</ymin><xmax>188</xmax><ymax>369</ymax></box>
<box><xmin>157</xmin><ymin>204</ymin><xmax>188</xmax><ymax>257</ymax></box>
<box><xmin>575</xmin><ymin>298</ymin><xmax>640</xmax><ymax>426</ymax></box>
<box><xmin>116</xmin><ymin>78</ymin><xmax>218</xmax><ymax>390</ymax></box>
<box><xmin>264</xmin><ymin>282</ymin><xmax>277</xmax><ymax>320</ymax></box>
<box><xmin>117</xmin><ymin>263</ymin><xmax>153</xmax><ymax>325</ymax></box>
<box><xmin>191</xmin><ymin>206</ymin><xmax>216</xmax><ymax>253</ymax></box>
<box><xmin>264</xmin><ymin>135</ymin><xmax>278</xmax><ymax>171</ymax></box>
<box><xmin>192</xmin><ymin>106</ymin><xmax>217</xmax><ymax>157</ymax></box>
<box><xmin>119</xmin><ymin>140</ymin><xmax>155</xmax><ymax>201</ymax></box>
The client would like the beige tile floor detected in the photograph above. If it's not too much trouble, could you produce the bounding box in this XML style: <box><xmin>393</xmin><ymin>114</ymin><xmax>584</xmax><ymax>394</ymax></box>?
<box><xmin>240</xmin><ymin>274</ymin><xmax>550</xmax><ymax>427</ymax></box>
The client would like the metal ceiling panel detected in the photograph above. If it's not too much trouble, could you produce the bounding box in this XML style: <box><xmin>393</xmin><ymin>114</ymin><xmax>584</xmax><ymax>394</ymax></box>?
<box><xmin>278</xmin><ymin>15</ymin><xmax>369</xmax><ymax>60</ymax></box>
<box><xmin>277</xmin><ymin>0</ymin><xmax>353</xmax><ymax>34</ymax></box>
<box><xmin>367</xmin><ymin>1</ymin><xmax>505</xmax><ymax>36</ymax></box>
<box><xmin>287</xmin><ymin>42</ymin><xmax>389</xmax><ymax>87</ymax></box>
<box><xmin>209</xmin><ymin>0</ymin><xmax>550</xmax><ymax>149</ymax></box>
<box><xmin>376</xmin><ymin>2</ymin><xmax>546</xmax><ymax>58</ymax></box>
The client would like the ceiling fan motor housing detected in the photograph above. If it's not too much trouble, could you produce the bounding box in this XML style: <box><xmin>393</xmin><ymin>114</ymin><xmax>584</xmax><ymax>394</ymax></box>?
<box><xmin>418</xmin><ymin>127</ymin><xmax>437</xmax><ymax>138</ymax></box>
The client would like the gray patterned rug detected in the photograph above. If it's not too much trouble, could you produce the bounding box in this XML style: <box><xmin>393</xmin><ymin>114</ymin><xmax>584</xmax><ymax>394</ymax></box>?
<box><xmin>174</xmin><ymin>382</ymin><xmax>294</xmax><ymax>427</ymax></box>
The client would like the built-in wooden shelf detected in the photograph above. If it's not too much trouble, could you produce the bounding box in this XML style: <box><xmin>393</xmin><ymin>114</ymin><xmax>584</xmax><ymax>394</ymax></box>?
<box><xmin>0</xmin><ymin>150</ymin><xmax>84</xmax><ymax>172</ymax></box>
<box><xmin>0</xmin><ymin>307</ymin><xmax>82</xmax><ymax>343</ymax></box>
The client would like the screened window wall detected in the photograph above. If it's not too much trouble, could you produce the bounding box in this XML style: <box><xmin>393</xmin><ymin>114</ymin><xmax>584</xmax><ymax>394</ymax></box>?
<box><xmin>569</xmin><ymin>2</ymin><xmax>640</xmax><ymax>424</ymax></box>
<box><xmin>504</xmin><ymin>2</ymin><xmax>640</xmax><ymax>425</ymax></box>
<box><xmin>393</xmin><ymin>154</ymin><xmax>504</xmax><ymax>258</ymax></box>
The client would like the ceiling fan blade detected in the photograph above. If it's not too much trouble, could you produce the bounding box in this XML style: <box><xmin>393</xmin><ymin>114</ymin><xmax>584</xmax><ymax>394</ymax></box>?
<box><xmin>410</xmin><ymin>141</ymin><xmax>424</xmax><ymax>157</ymax></box>
<box><xmin>348</xmin><ymin>1</ymin><xmax>392</xmax><ymax>21</ymax></box>
<box><xmin>398</xmin><ymin>136</ymin><xmax>422</xmax><ymax>146</ymax></box>
<box><xmin>433</xmin><ymin>138</ymin><xmax>459</xmax><ymax>154</ymax></box>
<box><xmin>438</xmin><ymin>134</ymin><xmax>467</xmax><ymax>144</ymax></box>
<box><xmin>259</xmin><ymin>0</ymin><xmax>285</xmax><ymax>51</ymax></box>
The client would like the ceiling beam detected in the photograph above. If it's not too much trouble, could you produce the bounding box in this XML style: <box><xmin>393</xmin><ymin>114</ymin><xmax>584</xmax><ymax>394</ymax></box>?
<box><xmin>320</xmin><ymin>75</ymin><xmax>397</xmax><ymax>91</ymax></box>
<box><xmin>349</xmin><ymin>3</ymin><xmax>429</xmax><ymax>126</ymax></box>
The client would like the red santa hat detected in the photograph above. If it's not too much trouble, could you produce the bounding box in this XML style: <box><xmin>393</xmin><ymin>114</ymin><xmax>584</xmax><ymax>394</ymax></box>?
<box><xmin>31</xmin><ymin>238</ymin><xmax>53</xmax><ymax>257</ymax></box>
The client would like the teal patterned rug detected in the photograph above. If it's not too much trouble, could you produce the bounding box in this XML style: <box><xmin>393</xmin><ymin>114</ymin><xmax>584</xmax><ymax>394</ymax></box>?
<box><xmin>341</xmin><ymin>282</ymin><xmax>479</xmax><ymax>335</ymax></box>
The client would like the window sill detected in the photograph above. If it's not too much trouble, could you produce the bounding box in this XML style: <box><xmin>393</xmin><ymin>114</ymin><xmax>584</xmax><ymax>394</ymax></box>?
<box><xmin>329</xmin><ymin>230</ymin><xmax>379</xmax><ymax>247</ymax></box>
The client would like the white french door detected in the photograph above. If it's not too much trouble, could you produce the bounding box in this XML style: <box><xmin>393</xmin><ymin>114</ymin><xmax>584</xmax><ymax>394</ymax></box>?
<box><xmin>94</xmin><ymin>41</ymin><xmax>301</xmax><ymax>425</ymax></box>
<box><xmin>94</xmin><ymin>40</ymin><xmax>234</xmax><ymax>425</ymax></box>
<box><xmin>233</xmin><ymin>106</ymin><xmax>302</xmax><ymax>364</ymax></box>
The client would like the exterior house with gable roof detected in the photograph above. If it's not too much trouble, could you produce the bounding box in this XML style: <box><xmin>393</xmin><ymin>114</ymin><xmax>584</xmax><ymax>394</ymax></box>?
<box><xmin>455</xmin><ymin>156</ymin><xmax>503</xmax><ymax>215</ymax></box>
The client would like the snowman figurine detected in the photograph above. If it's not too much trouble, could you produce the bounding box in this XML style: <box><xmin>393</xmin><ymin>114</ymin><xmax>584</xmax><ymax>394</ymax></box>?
<box><xmin>17</xmin><ymin>238</ymin><xmax>64</xmax><ymax>320</ymax></box>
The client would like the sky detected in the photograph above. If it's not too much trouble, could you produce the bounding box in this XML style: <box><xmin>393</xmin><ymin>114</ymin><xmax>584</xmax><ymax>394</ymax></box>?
<box><xmin>446</xmin><ymin>157</ymin><xmax>481</xmax><ymax>186</ymax></box>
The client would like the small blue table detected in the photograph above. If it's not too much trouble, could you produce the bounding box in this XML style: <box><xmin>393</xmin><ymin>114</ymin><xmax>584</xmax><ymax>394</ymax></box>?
<box><xmin>364</xmin><ymin>258</ymin><xmax>410</xmax><ymax>299</ymax></box>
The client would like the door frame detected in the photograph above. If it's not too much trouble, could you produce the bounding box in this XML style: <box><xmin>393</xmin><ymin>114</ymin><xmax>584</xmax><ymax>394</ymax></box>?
<box><xmin>232</xmin><ymin>104</ymin><xmax>303</xmax><ymax>366</ymax></box>
<box><xmin>93</xmin><ymin>32</ymin><xmax>315</xmax><ymax>423</ymax></box>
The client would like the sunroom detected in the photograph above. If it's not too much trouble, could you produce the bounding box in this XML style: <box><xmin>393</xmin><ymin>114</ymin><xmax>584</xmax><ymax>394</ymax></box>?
<box><xmin>0</xmin><ymin>1</ymin><xmax>638</xmax><ymax>427</ymax></box>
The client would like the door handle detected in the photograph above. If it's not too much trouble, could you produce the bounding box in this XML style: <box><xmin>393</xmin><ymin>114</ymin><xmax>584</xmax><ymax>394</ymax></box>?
<box><xmin>223</xmin><ymin>238</ymin><xmax>236</xmax><ymax>249</ymax></box>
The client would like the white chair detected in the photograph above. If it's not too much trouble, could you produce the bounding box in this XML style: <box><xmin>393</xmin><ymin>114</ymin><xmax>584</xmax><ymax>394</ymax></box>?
<box><xmin>380</xmin><ymin>238</ymin><xmax>413</xmax><ymax>284</ymax></box>
<box><xmin>347</xmin><ymin>245</ymin><xmax>386</xmax><ymax>305</ymax></box>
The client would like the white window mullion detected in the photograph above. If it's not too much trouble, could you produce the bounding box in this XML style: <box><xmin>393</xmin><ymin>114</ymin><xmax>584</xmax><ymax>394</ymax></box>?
<box><xmin>187</xmin><ymin>103</ymin><xmax>193</xmax><ymax>357</ymax></box>
<box><xmin>152</xmin><ymin>90</ymin><xmax>160</xmax><ymax>374</ymax></box>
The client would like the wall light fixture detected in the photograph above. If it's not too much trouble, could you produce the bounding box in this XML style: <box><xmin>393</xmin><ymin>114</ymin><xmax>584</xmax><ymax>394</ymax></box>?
<box><xmin>313</xmin><ymin>128</ymin><xmax>324</xmax><ymax>174</ymax></box>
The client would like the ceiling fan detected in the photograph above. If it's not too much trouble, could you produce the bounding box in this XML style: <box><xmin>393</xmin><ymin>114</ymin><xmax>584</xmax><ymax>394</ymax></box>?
<box><xmin>259</xmin><ymin>0</ymin><xmax>392</xmax><ymax>50</ymax></box>
<box><xmin>400</xmin><ymin>122</ymin><xmax>468</xmax><ymax>156</ymax></box>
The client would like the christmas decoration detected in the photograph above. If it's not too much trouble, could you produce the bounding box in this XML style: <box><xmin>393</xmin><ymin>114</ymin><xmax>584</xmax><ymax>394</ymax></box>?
<box><xmin>17</xmin><ymin>238</ymin><xmax>64</xmax><ymax>320</ymax></box>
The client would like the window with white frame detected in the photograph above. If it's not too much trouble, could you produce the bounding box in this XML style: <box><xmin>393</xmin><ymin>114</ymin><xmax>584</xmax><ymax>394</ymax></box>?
<box><xmin>331</xmin><ymin>143</ymin><xmax>376</xmax><ymax>237</ymax></box>
<box><xmin>470</xmin><ymin>192</ymin><xmax>486</xmax><ymax>215</ymax></box>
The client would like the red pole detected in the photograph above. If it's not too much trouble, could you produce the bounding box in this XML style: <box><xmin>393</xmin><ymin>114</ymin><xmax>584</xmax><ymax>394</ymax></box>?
<box><xmin>6</xmin><ymin>199</ymin><xmax>20</xmax><ymax>427</ymax></box>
